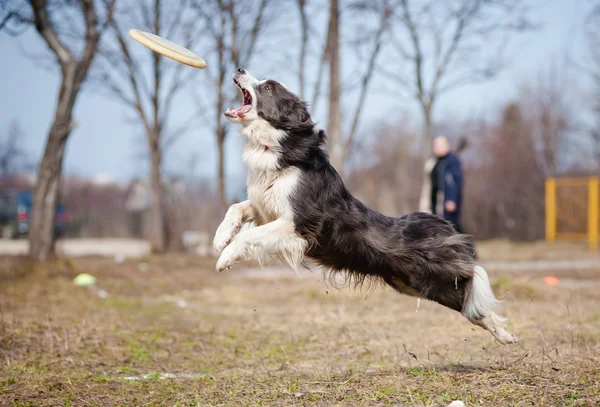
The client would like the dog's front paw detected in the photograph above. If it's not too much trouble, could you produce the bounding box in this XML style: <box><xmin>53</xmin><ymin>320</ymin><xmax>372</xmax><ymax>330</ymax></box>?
<box><xmin>213</xmin><ymin>222</ymin><xmax>241</xmax><ymax>253</ymax></box>
<box><xmin>213</xmin><ymin>233</ymin><xmax>233</xmax><ymax>253</ymax></box>
<box><xmin>215</xmin><ymin>242</ymin><xmax>246</xmax><ymax>272</ymax></box>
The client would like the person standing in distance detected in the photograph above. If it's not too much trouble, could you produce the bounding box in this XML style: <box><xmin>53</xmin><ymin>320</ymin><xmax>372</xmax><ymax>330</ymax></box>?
<box><xmin>430</xmin><ymin>136</ymin><xmax>464</xmax><ymax>233</ymax></box>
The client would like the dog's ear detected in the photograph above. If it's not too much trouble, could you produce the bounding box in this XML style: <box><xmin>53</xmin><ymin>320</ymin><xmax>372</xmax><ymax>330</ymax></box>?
<box><xmin>279</xmin><ymin>99</ymin><xmax>312</xmax><ymax>130</ymax></box>
<box><xmin>257</xmin><ymin>82</ymin><xmax>314</xmax><ymax>131</ymax></box>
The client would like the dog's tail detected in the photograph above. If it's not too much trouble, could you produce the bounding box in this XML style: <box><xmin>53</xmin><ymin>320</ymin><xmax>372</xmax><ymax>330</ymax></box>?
<box><xmin>462</xmin><ymin>265</ymin><xmax>501</xmax><ymax>321</ymax></box>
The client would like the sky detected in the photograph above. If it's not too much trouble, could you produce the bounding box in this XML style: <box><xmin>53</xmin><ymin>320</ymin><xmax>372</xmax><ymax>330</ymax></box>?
<box><xmin>0</xmin><ymin>0</ymin><xmax>593</xmax><ymax>197</ymax></box>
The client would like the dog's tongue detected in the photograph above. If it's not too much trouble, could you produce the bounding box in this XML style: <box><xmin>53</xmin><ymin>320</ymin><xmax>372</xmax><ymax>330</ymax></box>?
<box><xmin>238</xmin><ymin>104</ymin><xmax>251</xmax><ymax>115</ymax></box>
<box><xmin>224</xmin><ymin>104</ymin><xmax>252</xmax><ymax>118</ymax></box>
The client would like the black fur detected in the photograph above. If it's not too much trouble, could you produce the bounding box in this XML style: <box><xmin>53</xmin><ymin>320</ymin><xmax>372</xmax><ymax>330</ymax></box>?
<box><xmin>256</xmin><ymin>80</ymin><xmax>314</xmax><ymax>132</ymax></box>
<box><xmin>255</xmin><ymin>79</ymin><xmax>477</xmax><ymax>314</ymax></box>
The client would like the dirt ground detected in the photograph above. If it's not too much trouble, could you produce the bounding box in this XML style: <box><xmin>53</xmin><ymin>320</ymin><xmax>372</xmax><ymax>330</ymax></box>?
<box><xmin>1</xmin><ymin>251</ymin><xmax>599</xmax><ymax>407</ymax></box>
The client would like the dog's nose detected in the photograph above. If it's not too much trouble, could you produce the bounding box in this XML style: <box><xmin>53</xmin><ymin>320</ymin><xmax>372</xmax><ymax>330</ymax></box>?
<box><xmin>237</xmin><ymin>67</ymin><xmax>246</xmax><ymax>74</ymax></box>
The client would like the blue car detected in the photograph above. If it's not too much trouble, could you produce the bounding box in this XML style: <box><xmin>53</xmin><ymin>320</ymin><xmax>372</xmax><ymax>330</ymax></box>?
<box><xmin>0</xmin><ymin>189</ymin><xmax>68</xmax><ymax>239</ymax></box>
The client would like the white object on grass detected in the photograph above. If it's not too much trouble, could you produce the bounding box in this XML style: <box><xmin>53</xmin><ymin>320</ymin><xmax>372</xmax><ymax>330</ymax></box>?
<box><xmin>89</xmin><ymin>285</ymin><xmax>109</xmax><ymax>298</ymax></box>
<box><xmin>74</xmin><ymin>273</ymin><xmax>97</xmax><ymax>286</ymax></box>
<box><xmin>73</xmin><ymin>273</ymin><xmax>108</xmax><ymax>298</ymax></box>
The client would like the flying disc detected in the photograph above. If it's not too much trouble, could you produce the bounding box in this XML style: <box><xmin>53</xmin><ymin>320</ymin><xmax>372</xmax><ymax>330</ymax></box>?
<box><xmin>128</xmin><ymin>29</ymin><xmax>206</xmax><ymax>69</ymax></box>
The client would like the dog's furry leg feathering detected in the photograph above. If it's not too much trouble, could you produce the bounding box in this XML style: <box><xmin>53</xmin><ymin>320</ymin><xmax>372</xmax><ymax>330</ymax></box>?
<box><xmin>462</xmin><ymin>265</ymin><xmax>518</xmax><ymax>344</ymax></box>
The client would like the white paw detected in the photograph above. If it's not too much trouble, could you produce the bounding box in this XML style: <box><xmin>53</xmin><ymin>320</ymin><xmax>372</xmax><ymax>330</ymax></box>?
<box><xmin>213</xmin><ymin>221</ymin><xmax>241</xmax><ymax>253</ymax></box>
<box><xmin>215</xmin><ymin>242</ymin><xmax>245</xmax><ymax>272</ymax></box>
<box><xmin>494</xmin><ymin>327</ymin><xmax>519</xmax><ymax>345</ymax></box>
<box><xmin>213</xmin><ymin>233</ymin><xmax>232</xmax><ymax>253</ymax></box>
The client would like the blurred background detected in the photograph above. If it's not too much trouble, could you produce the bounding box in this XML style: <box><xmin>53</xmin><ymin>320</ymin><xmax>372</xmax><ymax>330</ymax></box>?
<box><xmin>2</xmin><ymin>2</ymin><xmax>600</xmax><ymax>405</ymax></box>
<box><xmin>0</xmin><ymin>0</ymin><xmax>599</xmax><ymax>258</ymax></box>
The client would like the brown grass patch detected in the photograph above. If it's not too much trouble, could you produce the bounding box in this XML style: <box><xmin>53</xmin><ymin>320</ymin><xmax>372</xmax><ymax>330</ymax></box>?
<box><xmin>475</xmin><ymin>239</ymin><xmax>600</xmax><ymax>262</ymax></box>
<box><xmin>1</xmin><ymin>256</ymin><xmax>599</xmax><ymax>406</ymax></box>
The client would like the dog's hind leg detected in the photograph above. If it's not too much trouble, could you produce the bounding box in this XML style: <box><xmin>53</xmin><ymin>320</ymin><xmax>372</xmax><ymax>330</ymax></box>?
<box><xmin>469</xmin><ymin>312</ymin><xmax>518</xmax><ymax>345</ymax></box>
<box><xmin>462</xmin><ymin>265</ymin><xmax>518</xmax><ymax>344</ymax></box>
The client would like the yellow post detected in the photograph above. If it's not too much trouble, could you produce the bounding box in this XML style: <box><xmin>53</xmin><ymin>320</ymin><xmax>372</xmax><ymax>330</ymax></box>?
<box><xmin>545</xmin><ymin>178</ymin><xmax>557</xmax><ymax>242</ymax></box>
<box><xmin>588</xmin><ymin>177</ymin><xmax>599</xmax><ymax>251</ymax></box>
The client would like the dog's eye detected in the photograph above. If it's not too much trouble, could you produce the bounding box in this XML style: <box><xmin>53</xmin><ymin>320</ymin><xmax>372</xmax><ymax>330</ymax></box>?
<box><xmin>264</xmin><ymin>85</ymin><xmax>270</xmax><ymax>91</ymax></box>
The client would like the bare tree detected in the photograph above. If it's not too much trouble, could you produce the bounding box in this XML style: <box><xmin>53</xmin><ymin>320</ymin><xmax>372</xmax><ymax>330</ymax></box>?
<box><xmin>296</xmin><ymin>0</ymin><xmax>308</xmax><ymax>100</ymax></box>
<box><xmin>325</xmin><ymin>0</ymin><xmax>343</xmax><ymax>171</ymax></box>
<box><xmin>518</xmin><ymin>66</ymin><xmax>573</xmax><ymax>176</ymax></box>
<box><xmin>309</xmin><ymin>4</ymin><xmax>329</xmax><ymax>112</ymax></box>
<box><xmin>381</xmin><ymin>0</ymin><xmax>532</xmax><ymax>161</ymax></box>
<box><xmin>480</xmin><ymin>103</ymin><xmax>544</xmax><ymax>240</ymax></box>
<box><xmin>0</xmin><ymin>2</ymin><xmax>28</xmax><ymax>36</ymax></box>
<box><xmin>1</xmin><ymin>0</ymin><xmax>116</xmax><ymax>261</ymax></box>
<box><xmin>347</xmin><ymin>120</ymin><xmax>422</xmax><ymax>216</ymax></box>
<box><xmin>315</xmin><ymin>0</ymin><xmax>392</xmax><ymax>175</ymax></box>
<box><xmin>192</xmin><ymin>0</ymin><xmax>273</xmax><ymax>214</ymax></box>
<box><xmin>583</xmin><ymin>3</ymin><xmax>600</xmax><ymax>166</ymax></box>
<box><xmin>343</xmin><ymin>1</ymin><xmax>392</xmax><ymax>163</ymax></box>
<box><xmin>94</xmin><ymin>0</ymin><xmax>203</xmax><ymax>252</ymax></box>
<box><xmin>0</xmin><ymin>120</ymin><xmax>31</xmax><ymax>177</ymax></box>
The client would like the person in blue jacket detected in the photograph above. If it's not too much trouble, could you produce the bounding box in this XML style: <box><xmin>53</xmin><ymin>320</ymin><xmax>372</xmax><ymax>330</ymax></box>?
<box><xmin>430</xmin><ymin>136</ymin><xmax>463</xmax><ymax>233</ymax></box>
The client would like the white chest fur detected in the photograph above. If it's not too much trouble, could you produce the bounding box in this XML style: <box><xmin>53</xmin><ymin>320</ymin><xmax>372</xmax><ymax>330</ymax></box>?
<box><xmin>246</xmin><ymin>167</ymin><xmax>300</xmax><ymax>225</ymax></box>
<box><xmin>240</xmin><ymin>119</ymin><xmax>285</xmax><ymax>173</ymax></box>
<box><xmin>239</xmin><ymin>119</ymin><xmax>300</xmax><ymax>225</ymax></box>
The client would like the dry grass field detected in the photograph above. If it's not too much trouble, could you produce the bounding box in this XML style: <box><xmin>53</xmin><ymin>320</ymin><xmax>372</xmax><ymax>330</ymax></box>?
<box><xmin>1</xmin><ymin>246</ymin><xmax>599</xmax><ymax>406</ymax></box>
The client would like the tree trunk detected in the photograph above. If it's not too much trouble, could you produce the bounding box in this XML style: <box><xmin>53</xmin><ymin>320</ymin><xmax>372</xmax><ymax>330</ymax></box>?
<box><xmin>25</xmin><ymin>0</ymin><xmax>105</xmax><ymax>261</ymax></box>
<box><xmin>421</xmin><ymin>103</ymin><xmax>434</xmax><ymax>161</ymax></box>
<box><xmin>149</xmin><ymin>136</ymin><xmax>167</xmax><ymax>253</ymax></box>
<box><xmin>417</xmin><ymin>103</ymin><xmax>435</xmax><ymax>213</ymax></box>
<box><xmin>29</xmin><ymin>66</ymin><xmax>79</xmax><ymax>261</ymax></box>
<box><xmin>215</xmin><ymin>2</ymin><xmax>227</xmax><ymax>216</ymax></box>
<box><xmin>297</xmin><ymin>0</ymin><xmax>308</xmax><ymax>100</ymax></box>
<box><xmin>216</xmin><ymin>126</ymin><xmax>226</xmax><ymax>214</ymax></box>
<box><xmin>326</xmin><ymin>0</ymin><xmax>343</xmax><ymax>175</ymax></box>
<box><xmin>28</xmin><ymin>123</ymin><xmax>69</xmax><ymax>261</ymax></box>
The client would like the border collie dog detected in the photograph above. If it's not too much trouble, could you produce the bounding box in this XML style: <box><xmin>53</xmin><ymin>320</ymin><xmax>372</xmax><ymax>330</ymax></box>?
<box><xmin>214</xmin><ymin>68</ymin><xmax>517</xmax><ymax>345</ymax></box>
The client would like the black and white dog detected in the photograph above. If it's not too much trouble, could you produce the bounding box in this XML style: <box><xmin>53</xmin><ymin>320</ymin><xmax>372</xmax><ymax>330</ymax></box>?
<box><xmin>214</xmin><ymin>68</ymin><xmax>517</xmax><ymax>345</ymax></box>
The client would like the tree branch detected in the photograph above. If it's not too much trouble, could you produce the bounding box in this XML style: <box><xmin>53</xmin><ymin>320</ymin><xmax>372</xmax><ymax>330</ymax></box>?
<box><xmin>90</xmin><ymin>62</ymin><xmax>139</xmax><ymax>108</ymax></box>
<box><xmin>29</xmin><ymin>0</ymin><xmax>76</xmax><ymax>66</ymax></box>
<box><xmin>227</xmin><ymin>0</ymin><xmax>240</xmax><ymax>67</ymax></box>
<box><xmin>165</xmin><ymin>0</ymin><xmax>189</xmax><ymax>39</ymax></box>
<box><xmin>0</xmin><ymin>11</ymin><xmax>16</xmax><ymax>31</ymax></box>
<box><xmin>310</xmin><ymin>15</ymin><xmax>329</xmax><ymax>110</ymax></box>
<box><xmin>76</xmin><ymin>0</ymin><xmax>101</xmax><ymax>82</ymax></box>
<box><xmin>100</xmin><ymin>0</ymin><xmax>117</xmax><ymax>30</ymax></box>
<box><xmin>296</xmin><ymin>0</ymin><xmax>308</xmax><ymax>100</ymax></box>
<box><xmin>437</xmin><ymin>69</ymin><xmax>493</xmax><ymax>94</ymax></box>
<box><xmin>161</xmin><ymin>102</ymin><xmax>210</xmax><ymax>154</ymax></box>
<box><xmin>161</xmin><ymin>67</ymin><xmax>198</xmax><ymax>124</ymax></box>
<box><xmin>345</xmin><ymin>1</ymin><xmax>392</xmax><ymax>154</ymax></box>
<box><xmin>376</xmin><ymin>64</ymin><xmax>418</xmax><ymax>98</ymax></box>
<box><xmin>429</xmin><ymin>0</ymin><xmax>482</xmax><ymax>99</ymax></box>
<box><xmin>151</xmin><ymin>0</ymin><xmax>162</xmax><ymax>142</ymax></box>
<box><xmin>240</xmin><ymin>0</ymin><xmax>269</xmax><ymax>66</ymax></box>
<box><xmin>400</xmin><ymin>0</ymin><xmax>426</xmax><ymax>106</ymax></box>
<box><xmin>111</xmin><ymin>23</ymin><xmax>152</xmax><ymax>135</ymax></box>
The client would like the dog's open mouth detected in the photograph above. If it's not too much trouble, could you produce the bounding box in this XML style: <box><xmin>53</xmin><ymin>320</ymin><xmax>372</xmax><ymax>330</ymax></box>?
<box><xmin>224</xmin><ymin>79</ymin><xmax>252</xmax><ymax>118</ymax></box>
